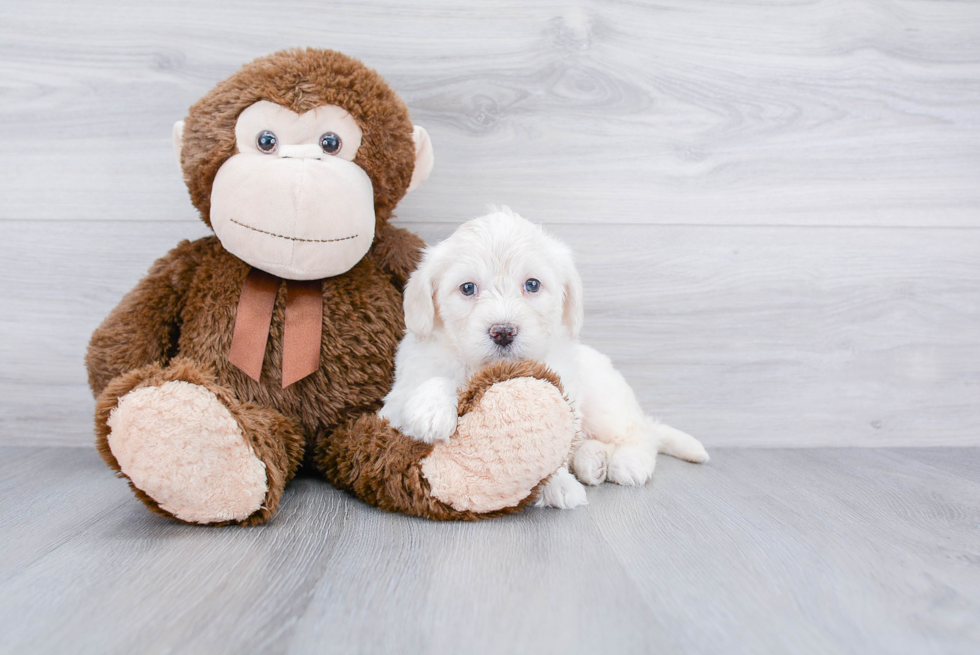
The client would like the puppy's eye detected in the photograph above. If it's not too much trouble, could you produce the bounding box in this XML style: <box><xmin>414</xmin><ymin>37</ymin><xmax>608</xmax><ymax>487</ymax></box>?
<box><xmin>524</xmin><ymin>278</ymin><xmax>541</xmax><ymax>293</ymax></box>
<box><xmin>256</xmin><ymin>130</ymin><xmax>278</xmax><ymax>153</ymax></box>
<box><xmin>460</xmin><ymin>282</ymin><xmax>477</xmax><ymax>297</ymax></box>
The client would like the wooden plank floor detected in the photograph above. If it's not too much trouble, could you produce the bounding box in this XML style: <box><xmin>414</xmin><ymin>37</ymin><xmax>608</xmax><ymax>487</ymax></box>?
<box><xmin>1</xmin><ymin>447</ymin><xmax>977</xmax><ymax>655</ymax></box>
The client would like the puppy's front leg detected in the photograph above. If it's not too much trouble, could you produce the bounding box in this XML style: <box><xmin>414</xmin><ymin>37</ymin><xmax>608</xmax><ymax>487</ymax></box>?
<box><xmin>400</xmin><ymin>377</ymin><xmax>459</xmax><ymax>444</ymax></box>
<box><xmin>535</xmin><ymin>467</ymin><xmax>588</xmax><ymax>509</ymax></box>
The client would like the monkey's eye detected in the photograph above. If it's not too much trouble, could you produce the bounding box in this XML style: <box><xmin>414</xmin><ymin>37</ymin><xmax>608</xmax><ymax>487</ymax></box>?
<box><xmin>319</xmin><ymin>132</ymin><xmax>342</xmax><ymax>155</ymax></box>
<box><xmin>256</xmin><ymin>131</ymin><xmax>278</xmax><ymax>153</ymax></box>
<box><xmin>524</xmin><ymin>278</ymin><xmax>541</xmax><ymax>293</ymax></box>
<box><xmin>460</xmin><ymin>282</ymin><xmax>477</xmax><ymax>297</ymax></box>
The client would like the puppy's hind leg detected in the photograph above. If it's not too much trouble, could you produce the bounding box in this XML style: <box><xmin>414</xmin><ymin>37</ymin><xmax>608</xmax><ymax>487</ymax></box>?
<box><xmin>605</xmin><ymin>421</ymin><xmax>708</xmax><ymax>485</ymax></box>
<box><xmin>573</xmin><ymin>345</ymin><xmax>708</xmax><ymax>484</ymax></box>
<box><xmin>572</xmin><ymin>439</ymin><xmax>610</xmax><ymax>485</ymax></box>
<box><xmin>574</xmin><ymin>345</ymin><xmax>660</xmax><ymax>486</ymax></box>
<box><xmin>607</xmin><ymin>440</ymin><xmax>658</xmax><ymax>486</ymax></box>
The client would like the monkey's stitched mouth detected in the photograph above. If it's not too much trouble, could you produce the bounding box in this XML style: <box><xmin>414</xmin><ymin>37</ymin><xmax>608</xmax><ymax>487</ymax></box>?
<box><xmin>229</xmin><ymin>218</ymin><xmax>358</xmax><ymax>243</ymax></box>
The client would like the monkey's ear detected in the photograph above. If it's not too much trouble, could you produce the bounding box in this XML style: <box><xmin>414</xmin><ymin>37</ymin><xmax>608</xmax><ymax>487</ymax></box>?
<box><xmin>406</xmin><ymin>125</ymin><xmax>434</xmax><ymax>193</ymax></box>
<box><xmin>172</xmin><ymin>120</ymin><xmax>185</xmax><ymax>171</ymax></box>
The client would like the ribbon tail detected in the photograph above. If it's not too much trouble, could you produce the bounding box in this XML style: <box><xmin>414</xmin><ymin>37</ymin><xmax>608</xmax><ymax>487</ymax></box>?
<box><xmin>229</xmin><ymin>268</ymin><xmax>280</xmax><ymax>382</ymax></box>
<box><xmin>282</xmin><ymin>279</ymin><xmax>324</xmax><ymax>388</ymax></box>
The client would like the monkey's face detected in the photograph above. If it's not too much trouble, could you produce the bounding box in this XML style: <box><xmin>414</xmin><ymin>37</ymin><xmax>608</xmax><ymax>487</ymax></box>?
<box><xmin>178</xmin><ymin>98</ymin><xmax>432</xmax><ymax>281</ymax></box>
<box><xmin>176</xmin><ymin>50</ymin><xmax>434</xmax><ymax>280</ymax></box>
<box><xmin>200</xmin><ymin>100</ymin><xmax>374</xmax><ymax>280</ymax></box>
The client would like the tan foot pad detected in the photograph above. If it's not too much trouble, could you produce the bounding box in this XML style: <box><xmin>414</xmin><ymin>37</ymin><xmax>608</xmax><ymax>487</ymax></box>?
<box><xmin>107</xmin><ymin>381</ymin><xmax>267</xmax><ymax>524</ymax></box>
<box><xmin>421</xmin><ymin>377</ymin><xmax>574</xmax><ymax>513</ymax></box>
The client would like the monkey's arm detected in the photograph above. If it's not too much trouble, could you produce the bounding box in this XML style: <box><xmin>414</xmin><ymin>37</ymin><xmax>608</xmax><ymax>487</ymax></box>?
<box><xmin>369</xmin><ymin>223</ymin><xmax>425</xmax><ymax>291</ymax></box>
<box><xmin>85</xmin><ymin>240</ymin><xmax>199</xmax><ymax>397</ymax></box>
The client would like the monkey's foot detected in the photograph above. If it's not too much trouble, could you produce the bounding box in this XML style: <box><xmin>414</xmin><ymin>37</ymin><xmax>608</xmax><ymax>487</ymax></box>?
<box><xmin>420</xmin><ymin>362</ymin><xmax>575</xmax><ymax>514</ymax></box>
<box><xmin>106</xmin><ymin>381</ymin><xmax>268</xmax><ymax>524</ymax></box>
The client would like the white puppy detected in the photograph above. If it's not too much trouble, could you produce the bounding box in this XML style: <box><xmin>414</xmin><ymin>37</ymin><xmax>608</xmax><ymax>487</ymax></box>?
<box><xmin>380</xmin><ymin>208</ymin><xmax>709</xmax><ymax>509</ymax></box>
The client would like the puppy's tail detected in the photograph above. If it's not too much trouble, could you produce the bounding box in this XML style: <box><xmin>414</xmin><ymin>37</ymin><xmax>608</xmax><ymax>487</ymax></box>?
<box><xmin>651</xmin><ymin>421</ymin><xmax>710</xmax><ymax>463</ymax></box>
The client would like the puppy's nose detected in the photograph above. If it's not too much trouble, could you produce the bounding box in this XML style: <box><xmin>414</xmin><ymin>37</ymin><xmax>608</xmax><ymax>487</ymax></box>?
<box><xmin>489</xmin><ymin>323</ymin><xmax>518</xmax><ymax>347</ymax></box>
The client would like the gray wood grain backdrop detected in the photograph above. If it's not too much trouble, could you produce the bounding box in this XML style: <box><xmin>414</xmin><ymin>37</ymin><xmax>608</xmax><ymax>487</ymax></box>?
<box><xmin>1</xmin><ymin>0</ymin><xmax>978</xmax><ymax>447</ymax></box>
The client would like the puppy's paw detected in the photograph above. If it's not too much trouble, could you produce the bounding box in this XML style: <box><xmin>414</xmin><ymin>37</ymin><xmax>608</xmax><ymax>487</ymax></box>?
<box><xmin>403</xmin><ymin>378</ymin><xmax>459</xmax><ymax>444</ymax></box>
<box><xmin>607</xmin><ymin>444</ymin><xmax>656</xmax><ymax>486</ymax></box>
<box><xmin>535</xmin><ymin>467</ymin><xmax>588</xmax><ymax>509</ymax></box>
<box><xmin>572</xmin><ymin>439</ymin><xmax>608</xmax><ymax>485</ymax></box>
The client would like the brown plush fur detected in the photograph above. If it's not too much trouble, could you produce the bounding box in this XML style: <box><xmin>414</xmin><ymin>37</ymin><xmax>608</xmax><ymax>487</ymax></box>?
<box><xmin>86</xmin><ymin>49</ymin><xmax>558</xmax><ymax>525</ymax></box>
<box><xmin>86</xmin><ymin>230</ymin><xmax>417</xmax><ymax>524</ymax></box>
<box><xmin>316</xmin><ymin>360</ymin><xmax>560</xmax><ymax>521</ymax></box>
<box><xmin>88</xmin><ymin>235</ymin><xmax>410</xmax><ymax>436</ymax></box>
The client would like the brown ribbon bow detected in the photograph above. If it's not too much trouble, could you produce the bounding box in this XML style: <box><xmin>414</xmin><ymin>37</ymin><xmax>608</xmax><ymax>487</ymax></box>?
<box><xmin>228</xmin><ymin>268</ymin><xmax>324</xmax><ymax>388</ymax></box>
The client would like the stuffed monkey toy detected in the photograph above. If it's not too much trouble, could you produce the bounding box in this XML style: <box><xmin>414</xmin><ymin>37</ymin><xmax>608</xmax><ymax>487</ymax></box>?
<box><xmin>85</xmin><ymin>49</ymin><xmax>575</xmax><ymax>525</ymax></box>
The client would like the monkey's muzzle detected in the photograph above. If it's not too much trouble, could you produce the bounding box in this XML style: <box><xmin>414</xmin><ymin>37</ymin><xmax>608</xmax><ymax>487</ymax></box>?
<box><xmin>210</xmin><ymin>153</ymin><xmax>376</xmax><ymax>281</ymax></box>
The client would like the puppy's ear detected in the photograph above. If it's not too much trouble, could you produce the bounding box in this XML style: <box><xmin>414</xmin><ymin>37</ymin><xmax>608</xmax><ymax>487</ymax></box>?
<box><xmin>404</xmin><ymin>258</ymin><xmax>437</xmax><ymax>339</ymax></box>
<box><xmin>560</xmin><ymin>250</ymin><xmax>584</xmax><ymax>340</ymax></box>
